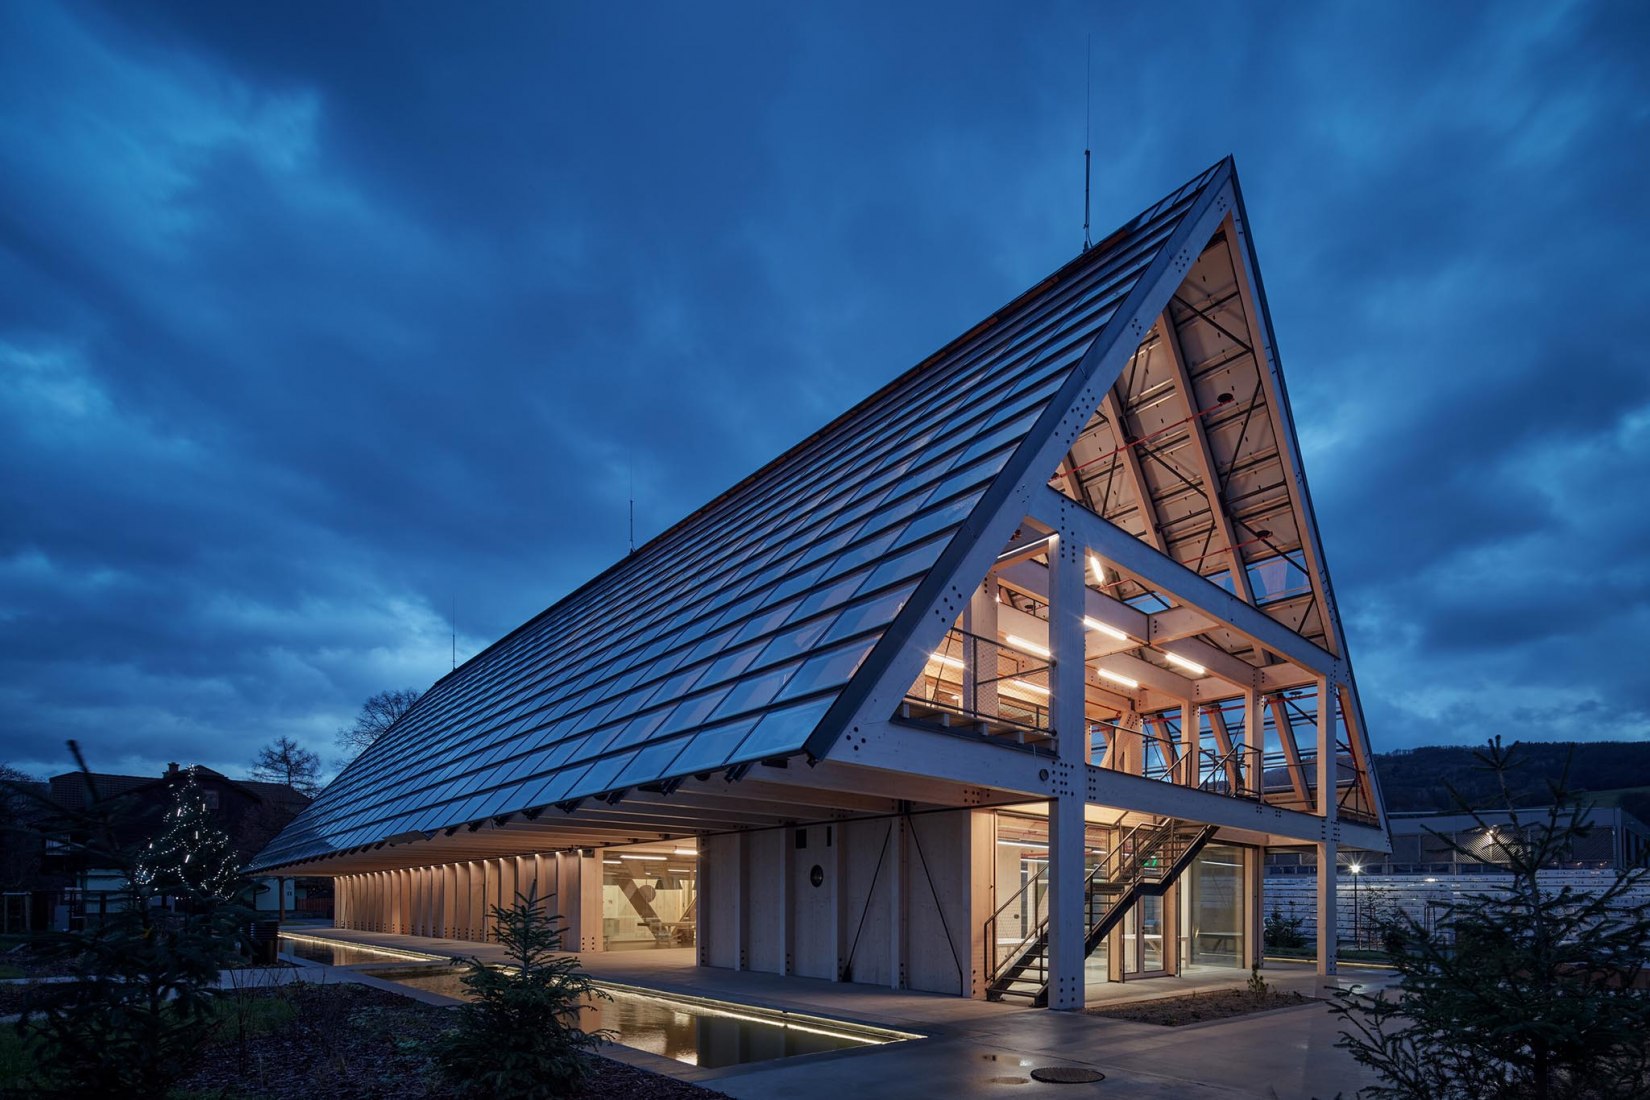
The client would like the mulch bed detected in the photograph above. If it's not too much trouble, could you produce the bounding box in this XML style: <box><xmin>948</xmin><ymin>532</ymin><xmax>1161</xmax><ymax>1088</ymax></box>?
<box><xmin>1085</xmin><ymin>988</ymin><xmax>1315</xmax><ymax>1026</ymax></box>
<box><xmin>173</xmin><ymin>983</ymin><xmax>727</xmax><ymax>1099</ymax></box>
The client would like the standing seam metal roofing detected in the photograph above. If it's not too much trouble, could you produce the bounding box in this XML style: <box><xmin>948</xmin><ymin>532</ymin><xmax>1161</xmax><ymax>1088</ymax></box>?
<box><xmin>252</xmin><ymin>162</ymin><xmax>1224</xmax><ymax>871</ymax></box>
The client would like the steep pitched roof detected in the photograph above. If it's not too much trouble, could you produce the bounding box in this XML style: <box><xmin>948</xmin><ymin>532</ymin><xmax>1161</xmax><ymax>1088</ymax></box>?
<box><xmin>253</xmin><ymin>162</ymin><xmax>1228</xmax><ymax>871</ymax></box>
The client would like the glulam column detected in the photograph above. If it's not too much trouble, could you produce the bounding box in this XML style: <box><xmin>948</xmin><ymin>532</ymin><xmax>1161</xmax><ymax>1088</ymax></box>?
<box><xmin>1047</xmin><ymin>529</ymin><xmax>1088</xmax><ymax>1011</ymax></box>
<box><xmin>1316</xmin><ymin>676</ymin><xmax>1338</xmax><ymax>981</ymax></box>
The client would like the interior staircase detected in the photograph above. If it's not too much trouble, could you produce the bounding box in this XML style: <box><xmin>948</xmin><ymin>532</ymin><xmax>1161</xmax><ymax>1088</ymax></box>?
<box><xmin>985</xmin><ymin>817</ymin><xmax>1217</xmax><ymax>1006</ymax></box>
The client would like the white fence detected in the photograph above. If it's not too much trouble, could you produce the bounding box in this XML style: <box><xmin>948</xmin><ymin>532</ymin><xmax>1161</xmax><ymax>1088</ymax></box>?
<box><xmin>1264</xmin><ymin>869</ymin><xmax>1650</xmax><ymax>947</ymax></box>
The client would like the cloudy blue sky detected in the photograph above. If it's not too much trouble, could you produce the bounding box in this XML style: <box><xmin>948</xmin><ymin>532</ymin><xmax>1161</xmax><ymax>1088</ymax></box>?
<box><xmin>3</xmin><ymin>1</ymin><xmax>1647</xmax><ymax>782</ymax></box>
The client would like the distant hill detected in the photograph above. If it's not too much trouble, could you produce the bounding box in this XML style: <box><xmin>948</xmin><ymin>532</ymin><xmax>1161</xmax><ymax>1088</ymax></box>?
<box><xmin>1374</xmin><ymin>741</ymin><xmax>1650</xmax><ymax>824</ymax></box>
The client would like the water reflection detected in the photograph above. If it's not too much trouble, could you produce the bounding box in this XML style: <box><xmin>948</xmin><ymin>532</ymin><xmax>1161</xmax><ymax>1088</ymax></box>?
<box><xmin>585</xmin><ymin>990</ymin><xmax>877</xmax><ymax>1068</ymax></box>
<box><xmin>371</xmin><ymin>966</ymin><xmax>885</xmax><ymax>1068</ymax></box>
<box><xmin>277</xmin><ymin>935</ymin><xmax>437</xmax><ymax>967</ymax></box>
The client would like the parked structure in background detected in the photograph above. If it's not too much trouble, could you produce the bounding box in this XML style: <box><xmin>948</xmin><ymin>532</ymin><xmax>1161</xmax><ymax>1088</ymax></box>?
<box><xmin>23</xmin><ymin>763</ymin><xmax>318</xmax><ymax>929</ymax></box>
<box><xmin>254</xmin><ymin>158</ymin><xmax>1388</xmax><ymax>1008</ymax></box>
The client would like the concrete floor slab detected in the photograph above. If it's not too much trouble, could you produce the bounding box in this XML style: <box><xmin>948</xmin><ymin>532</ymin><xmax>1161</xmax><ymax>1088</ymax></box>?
<box><xmin>283</xmin><ymin>926</ymin><xmax>1391</xmax><ymax>1099</ymax></box>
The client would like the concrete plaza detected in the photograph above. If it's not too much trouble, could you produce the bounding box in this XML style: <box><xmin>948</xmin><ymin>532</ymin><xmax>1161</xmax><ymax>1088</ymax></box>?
<box><xmin>286</xmin><ymin>925</ymin><xmax>1391</xmax><ymax>1099</ymax></box>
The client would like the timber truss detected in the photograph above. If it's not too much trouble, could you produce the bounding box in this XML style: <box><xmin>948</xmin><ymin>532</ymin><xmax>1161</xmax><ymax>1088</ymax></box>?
<box><xmin>805</xmin><ymin>159</ymin><xmax>1384</xmax><ymax>859</ymax></box>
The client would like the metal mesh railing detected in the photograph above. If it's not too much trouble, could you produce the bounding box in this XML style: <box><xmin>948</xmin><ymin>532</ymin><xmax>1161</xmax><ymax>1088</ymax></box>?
<box><xmin>904</xmin><ymin>627</ymin><xmax>1054</xmax><ymax>734</ymax></box>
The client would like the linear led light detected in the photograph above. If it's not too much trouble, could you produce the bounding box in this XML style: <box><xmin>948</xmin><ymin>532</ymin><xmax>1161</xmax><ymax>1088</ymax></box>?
<box><xmin>619</xmin><ymin>853</ymin><xmax>668</xmax><ymax>861</ymax></box>
<box><xmin>602</xmin><ymin>858</ymin><xmax>623</xmax><ymax>865</ymax></box>
<box><xmin>1003</xmin><ymin>634</ymin><xmax>1051</xmax><ymax>658</ymax></box>
<box><xmin>1083</xmin><ymin>616</ymin><xmax>1129</xmax><ymax>641</ymax></box>
<box><xmin>1163</xmin><ymin>652</ymin><xmax>1206</xmax><ymax>676</ymax></box>
<box><xmin>996</xmin><ymin>534</ymin><xmax>1056</xmax><ymax>562</ymax></box>
<box><xmin>1006</xmin><ymin>678</ymin><xmax>1049</xmax><ymax>697</ymax></box>
<box><xmin>1097</xmin><ymin>668</ymin><xmax>1140</xmax><ymax>690</ymax></box>
<box><xmin>277</xmin><ymin>932</ymin><xmax>443</xmax><ymax>963</ymax></box>
<box><xmin>598</xmin><ymin>985</ymin><xmax>898</xmax><ymax>1045</ymax></box>
<box><xmin>671</xmin><ymin>847</ymin><xmax>697</xmax><ymax>856</ymax></box>
<box><xmin>928</xmin><ymin>652</ymin><xmax>964</xmax><ymax>668</ymax></box>
<box><xmin>996</xmin><ymin>839</ymin><xmax>1049</xmax><ymax>849</ymax></box>
<box><xmin>1089</xmin><ymin>554</ymin><xmax>1105</xmax><ymax>584</ymax></box>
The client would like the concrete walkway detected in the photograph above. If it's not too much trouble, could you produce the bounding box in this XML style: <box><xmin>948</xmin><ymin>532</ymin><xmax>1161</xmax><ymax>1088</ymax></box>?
<box><xmin>280</xmin><ymin>926</ymin><xmax>1395</xmax><ymax>1099</ymax></box>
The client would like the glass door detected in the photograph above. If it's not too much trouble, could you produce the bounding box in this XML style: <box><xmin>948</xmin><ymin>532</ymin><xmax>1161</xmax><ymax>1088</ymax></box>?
<box><xmin>1120</xmin><ymin>895</ymin><xmax>1169</xmax><ymax>978</ymax></box>
<box><xmin>1121</xmin><ymin>904</ymin><xmax>1140</xmax><ymax>977</ymax></box>
<box><xmin>1139</xmin><ymin>895</ymin><xmax>1165</xmax><ymax>973</ymax></box>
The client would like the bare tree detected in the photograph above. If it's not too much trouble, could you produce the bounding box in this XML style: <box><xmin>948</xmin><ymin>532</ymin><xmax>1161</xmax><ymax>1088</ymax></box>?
<box><xmin>335</xmin><ymin>688</ymin><xmax>422</xmax><ymax>758</ymax></box>
<box><xmin>248</xmin><ymin>736</ymin><xmax>321</xmax><ymax>795</ymax></box>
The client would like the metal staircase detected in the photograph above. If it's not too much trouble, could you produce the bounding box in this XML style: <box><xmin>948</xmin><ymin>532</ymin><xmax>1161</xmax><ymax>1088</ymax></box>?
<box><xmin>984</xmin><ymin>817</ymin><xmax>1217</xmax><ymax>1006</ymax></box>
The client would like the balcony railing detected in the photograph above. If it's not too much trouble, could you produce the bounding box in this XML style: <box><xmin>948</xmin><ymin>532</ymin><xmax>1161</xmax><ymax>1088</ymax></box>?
<box><xmin>899</xmin><ymin>627</ymin><xmax>1054</xmax><ymax>745</ymax></box>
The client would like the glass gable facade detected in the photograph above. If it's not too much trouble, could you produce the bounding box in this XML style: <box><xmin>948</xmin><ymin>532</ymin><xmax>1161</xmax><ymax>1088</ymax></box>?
<box><xmin>254</xmin><ymin>164</ymin><xmax>1226</xmax><ymax>872</ymax></box>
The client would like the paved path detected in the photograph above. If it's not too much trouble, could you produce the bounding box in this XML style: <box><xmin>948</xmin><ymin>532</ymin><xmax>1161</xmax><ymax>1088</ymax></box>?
<box><xmin>279</xmin><ymin>926</ymin><xmax>1396</xmax><ymax>1099</ymax></box>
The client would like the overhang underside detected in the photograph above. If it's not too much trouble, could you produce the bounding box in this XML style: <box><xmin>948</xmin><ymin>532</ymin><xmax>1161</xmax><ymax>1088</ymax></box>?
<box><xmin>259</xmin><ymin>752</ymin><xmax>1378</xmax><ymax>877</ymax></box>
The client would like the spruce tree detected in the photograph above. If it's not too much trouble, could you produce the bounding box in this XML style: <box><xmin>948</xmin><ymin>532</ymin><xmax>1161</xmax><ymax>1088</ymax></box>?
<box><xmin>135</xmin><ymin>768</ymin><xmax>241</xmax><ymax>906</ymax></box>
<box><xmin>15</xmin><ymin>747</ymin><xmax>250</xmax><ymax>1096</ymax></box>
<box><xmin>1331</xmin><ymin>737</ymin><xmax>1650</xmax><ymax>1099</ymax></box>
<box><xmin>438</xmin><ymin>887</ymin><xmax>611</xmax><ymax>1098</ymax></box>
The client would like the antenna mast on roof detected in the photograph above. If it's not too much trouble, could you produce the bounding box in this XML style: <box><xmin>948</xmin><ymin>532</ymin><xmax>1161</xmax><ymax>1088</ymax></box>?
<box><xmin>628</xmin><ymin>459</ymin><xmax>636</xmax><ymax>555</ymax></box>
<box><xmin>1082</xmin><ymin>34</ymin><xmax>1093</xmax><ymax>252</ymax></box>
<box><xmin>451</xmin><ymin>591</ymin><xmax>457</xmax><ymax>670</ymax></box>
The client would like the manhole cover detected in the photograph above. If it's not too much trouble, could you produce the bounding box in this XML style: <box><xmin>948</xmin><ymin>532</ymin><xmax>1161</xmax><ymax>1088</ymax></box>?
<box><xmin>1029</xmin><ymin>1066</ymin><xmax>1105</xmax><ymax>1084</ymax></box>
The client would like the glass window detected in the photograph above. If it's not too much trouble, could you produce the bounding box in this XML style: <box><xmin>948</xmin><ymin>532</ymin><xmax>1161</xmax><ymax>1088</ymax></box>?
<box><xmin>822</xmin><ymin>580</ymin><xmax>916</xmax><ymax>643</ymax></box>
<box><xmin>771</xmin><ymin>638</ymin><xmax>875</xmax><ymax>703</ymax></box>
<box><xmin>707</xmin><ymin>662</ymin><xmax>798</xmax><ymax>722</ymax></box>
<box><xmin>612</xmin><ymin>737</ymin><xmax>691</xmax><ymax>789</ymax></box>
<box><xmin>1184</xmin><ymin>844</ymin><xmax>1246</xmax><ymax>968</ymax></box>
<box><xmin>890</xmin><ymin>491</ymin><xmax>983</xmax><ymax>551</ymax></box>
<box><xmin>754</xmin><ymin>615</ymin><xmax>835</xmax><ymax>670</ymax></box>
<box><xmin>666</xmin><ymin>717</ymin><xmax>761</xmax><ymax>775</ymax></box>
<box><xmin>687</xmin><ymin>642</ymin><xmax>763</xmax><ymax>692</ymax></box>
<box><xmin>861</xmin><ymin>533</ymin><xmax>949</xmax><ymax>592</ymax></box>
<box><xmin>727</xmin><ymin>696</ymin><xmax>837</xmax><ymax>764</ymax></box>
<box><xmin>652</xmin><ymin>687</ymin><xmax>733</xmax><ymax>738</ymax></box>
<box><xmin>566</xmin><ymin>750</ymin><xmax>638</xmax><ymax>800</ymax></box>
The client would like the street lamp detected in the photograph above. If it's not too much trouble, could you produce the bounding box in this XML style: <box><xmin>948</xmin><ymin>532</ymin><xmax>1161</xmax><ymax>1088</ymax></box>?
<box><xmin>1349</xmin><ymin>862</ymin><xmax>1363</xmax><ymax>949</ymax></box>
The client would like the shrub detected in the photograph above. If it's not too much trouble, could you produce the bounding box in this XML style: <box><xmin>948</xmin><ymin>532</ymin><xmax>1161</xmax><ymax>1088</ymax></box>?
<box><xmin>437</xmin><ymin>888</ymin><xmax>610</xmax><ymax>1099</ymax></box>
<box><xmin>1331</xmin><ymin>737</ymin><xmax>1650</xmax><ymax>1099</ymax></box>
<box><xmin>10</xmin><ymin>748</ymin><xmax>250</xmax><ymax>1097</ymax></box>
<box><xmin>1264</xmin><ymin>901</ymin><xmax>1307</xmax><ymax>950</ymax></box>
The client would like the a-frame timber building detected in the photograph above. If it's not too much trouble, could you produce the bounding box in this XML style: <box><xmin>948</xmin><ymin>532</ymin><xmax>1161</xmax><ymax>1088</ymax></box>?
<box><xmin>254</xmin><ymin>158</ymin><xmax>1387</xmax><ymax>1009</ymax></box>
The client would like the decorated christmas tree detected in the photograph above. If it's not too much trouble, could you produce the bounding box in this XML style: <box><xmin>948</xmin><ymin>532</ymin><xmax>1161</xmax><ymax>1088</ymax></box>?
<box><xmin>134</xmin><ymin>769</ymin><xmax>242</xmax><ymax>905</ymax></box>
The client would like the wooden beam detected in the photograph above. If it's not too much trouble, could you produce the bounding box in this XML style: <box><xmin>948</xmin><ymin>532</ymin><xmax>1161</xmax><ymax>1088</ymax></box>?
<box><xmin>1267</xmin><ymin>695</ymin><xmax>1311</xmax><ymax>805</ymax></box>
<box><xmin>1154</xmin><ymin>312</ymin><xmax>1256</xmax><ymax>603</ymax></box>
<box><xmin>1101</xmin><ymin>388</ymin><xmax>1168</xmax><ymax>553</ymax></box>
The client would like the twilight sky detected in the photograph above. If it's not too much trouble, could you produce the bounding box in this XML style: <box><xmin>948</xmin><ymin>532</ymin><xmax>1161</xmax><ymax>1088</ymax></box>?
<box><xmin>3</xmin><ymin>1</ymin><xmax>1647</xmax><ymax>782</ymax></box>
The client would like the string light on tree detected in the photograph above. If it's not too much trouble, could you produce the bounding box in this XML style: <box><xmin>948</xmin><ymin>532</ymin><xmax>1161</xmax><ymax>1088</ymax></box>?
<box><xmin>134</xmin><ymin>768</ymin><xmax>241</xmax><ymax>905</ymax></box>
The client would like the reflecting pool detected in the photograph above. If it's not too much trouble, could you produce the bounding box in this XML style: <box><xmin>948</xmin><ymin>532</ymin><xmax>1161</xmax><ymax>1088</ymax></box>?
<box><xmin>372</xmin><ymin>966</ymin><xmax>916</xmax><ymax>1068</ymax></box>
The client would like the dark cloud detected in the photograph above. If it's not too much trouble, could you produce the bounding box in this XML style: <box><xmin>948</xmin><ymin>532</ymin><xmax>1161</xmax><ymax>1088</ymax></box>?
<box><xmin>2</xmin><ymin>0</ymin><xmax>1647</xmax><ymax>781</ymax></box>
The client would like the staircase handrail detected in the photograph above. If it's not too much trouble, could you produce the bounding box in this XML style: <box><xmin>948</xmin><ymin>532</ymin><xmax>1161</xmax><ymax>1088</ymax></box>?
<box><xmin>984</xmin><ymin>816</ymin><xmax>1180</xmax><ymax>990</ymax></box>
<box><xmin>982</xmin><ymin>859</ymin><xmax>1049</xmax><ymax>986</ymax></box>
